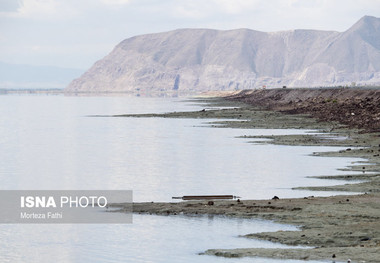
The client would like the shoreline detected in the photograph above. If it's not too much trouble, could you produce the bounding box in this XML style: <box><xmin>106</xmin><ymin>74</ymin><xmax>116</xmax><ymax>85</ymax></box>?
<box><xmin>112</xmin><ymin>89</ymin><xmax>380</xmax><ymax>262</ymax></box>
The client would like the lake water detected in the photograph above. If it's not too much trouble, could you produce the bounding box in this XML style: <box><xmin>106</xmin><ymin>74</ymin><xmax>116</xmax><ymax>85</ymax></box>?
<box><xmin>0</xmin><ymin>94</ymin><xmax>363</xmax><ymax>262</ymax></box>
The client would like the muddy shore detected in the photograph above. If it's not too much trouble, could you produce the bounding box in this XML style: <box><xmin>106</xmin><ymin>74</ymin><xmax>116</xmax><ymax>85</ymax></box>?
<box><xmin>112</xmin><ymin>88</ymin><xmax>380</xmax><ymax>262</ymax></box>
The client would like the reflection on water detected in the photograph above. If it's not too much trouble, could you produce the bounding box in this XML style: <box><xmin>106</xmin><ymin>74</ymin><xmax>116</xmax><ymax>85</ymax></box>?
<box><xmin>0</xmin><ymin>95</ymin><xmax>363</xmax><ymax>201</ymax></box>
<box><xmin>0</xmin><ymin>95</ymin><xmax>362</xmax><ymax>262</ymax></box>
<box><xmin>0</xmin><ymin>214</ymin><xmax>325</xmax><ymax>263</ymax></box>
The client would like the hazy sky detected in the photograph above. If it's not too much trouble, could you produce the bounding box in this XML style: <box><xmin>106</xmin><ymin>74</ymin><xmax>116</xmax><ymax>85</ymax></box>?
<box><xmin>0</xmin><ymin>0</ymin><xmax>379</xmax><ymax>69</ymax></box>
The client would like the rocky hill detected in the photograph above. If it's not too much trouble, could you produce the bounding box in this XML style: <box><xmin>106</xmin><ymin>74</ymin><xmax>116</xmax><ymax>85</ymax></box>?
<box><xmin>66</xmin><ymin>16</ymin><xmax>380</xmax><ymax>93</ymax></box>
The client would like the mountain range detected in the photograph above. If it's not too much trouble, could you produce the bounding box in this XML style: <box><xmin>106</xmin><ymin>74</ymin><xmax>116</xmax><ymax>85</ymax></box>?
<box><xmin>66</xmin><ymin>16</ymin><xmax>380</xmax><ymax>93</ymax></box>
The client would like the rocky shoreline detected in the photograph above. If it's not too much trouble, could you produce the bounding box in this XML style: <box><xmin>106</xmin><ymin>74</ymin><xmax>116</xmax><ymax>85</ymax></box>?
<box><xmin>112</xmin><ymin>88</ymin><xmax>380</xmax><ymax>263</ymax></box>
<box><xmin>226</xmin><ymin>87</ymin><xmax>380</xmax><ymax>132</ymax></box>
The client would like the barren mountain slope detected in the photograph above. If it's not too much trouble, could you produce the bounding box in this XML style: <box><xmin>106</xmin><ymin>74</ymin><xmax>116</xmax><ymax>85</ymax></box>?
<box><xmin>66</xmin><ymin>16</ymin><xmax>380</xmax><ymax>93</ymax></box>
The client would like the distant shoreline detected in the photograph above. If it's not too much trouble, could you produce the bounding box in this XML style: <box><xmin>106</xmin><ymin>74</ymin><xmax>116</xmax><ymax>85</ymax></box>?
<box><xmin>0</xmin><ymin>88</ymin><xmax>64</xmax><ymax>94</ymax></box>
<box><xmin>2</xmin><ymin>85</ymin><xmax>380</xmax><ymax>98</ymax></box>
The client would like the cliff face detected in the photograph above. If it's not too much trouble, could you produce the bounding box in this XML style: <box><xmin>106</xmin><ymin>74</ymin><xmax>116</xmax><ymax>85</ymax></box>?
<box><xmin>66</xmin><ymin>16</ymin><xmax>380</xmax><ymax>93</ymax></box>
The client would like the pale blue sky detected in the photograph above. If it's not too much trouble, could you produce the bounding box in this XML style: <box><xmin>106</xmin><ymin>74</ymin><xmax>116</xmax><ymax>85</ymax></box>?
<box><xmin>0</xmin><ymin>0</ymin><xmax>379</xmax><ymax>69</ymax></box>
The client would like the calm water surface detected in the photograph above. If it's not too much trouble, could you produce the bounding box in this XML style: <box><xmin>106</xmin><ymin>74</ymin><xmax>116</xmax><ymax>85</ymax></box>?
<box><xmin>0</xmin><ymin>95</ymin><xmax>362</xmax><ymax>262</ymax></box>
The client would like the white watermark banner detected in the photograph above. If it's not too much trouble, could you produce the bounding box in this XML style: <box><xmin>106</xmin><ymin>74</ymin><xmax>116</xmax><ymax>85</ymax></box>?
<box><xmin>0</xmin><ymin>190</ymin><xmax>132</xmax><ymax>224</ymax></box>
